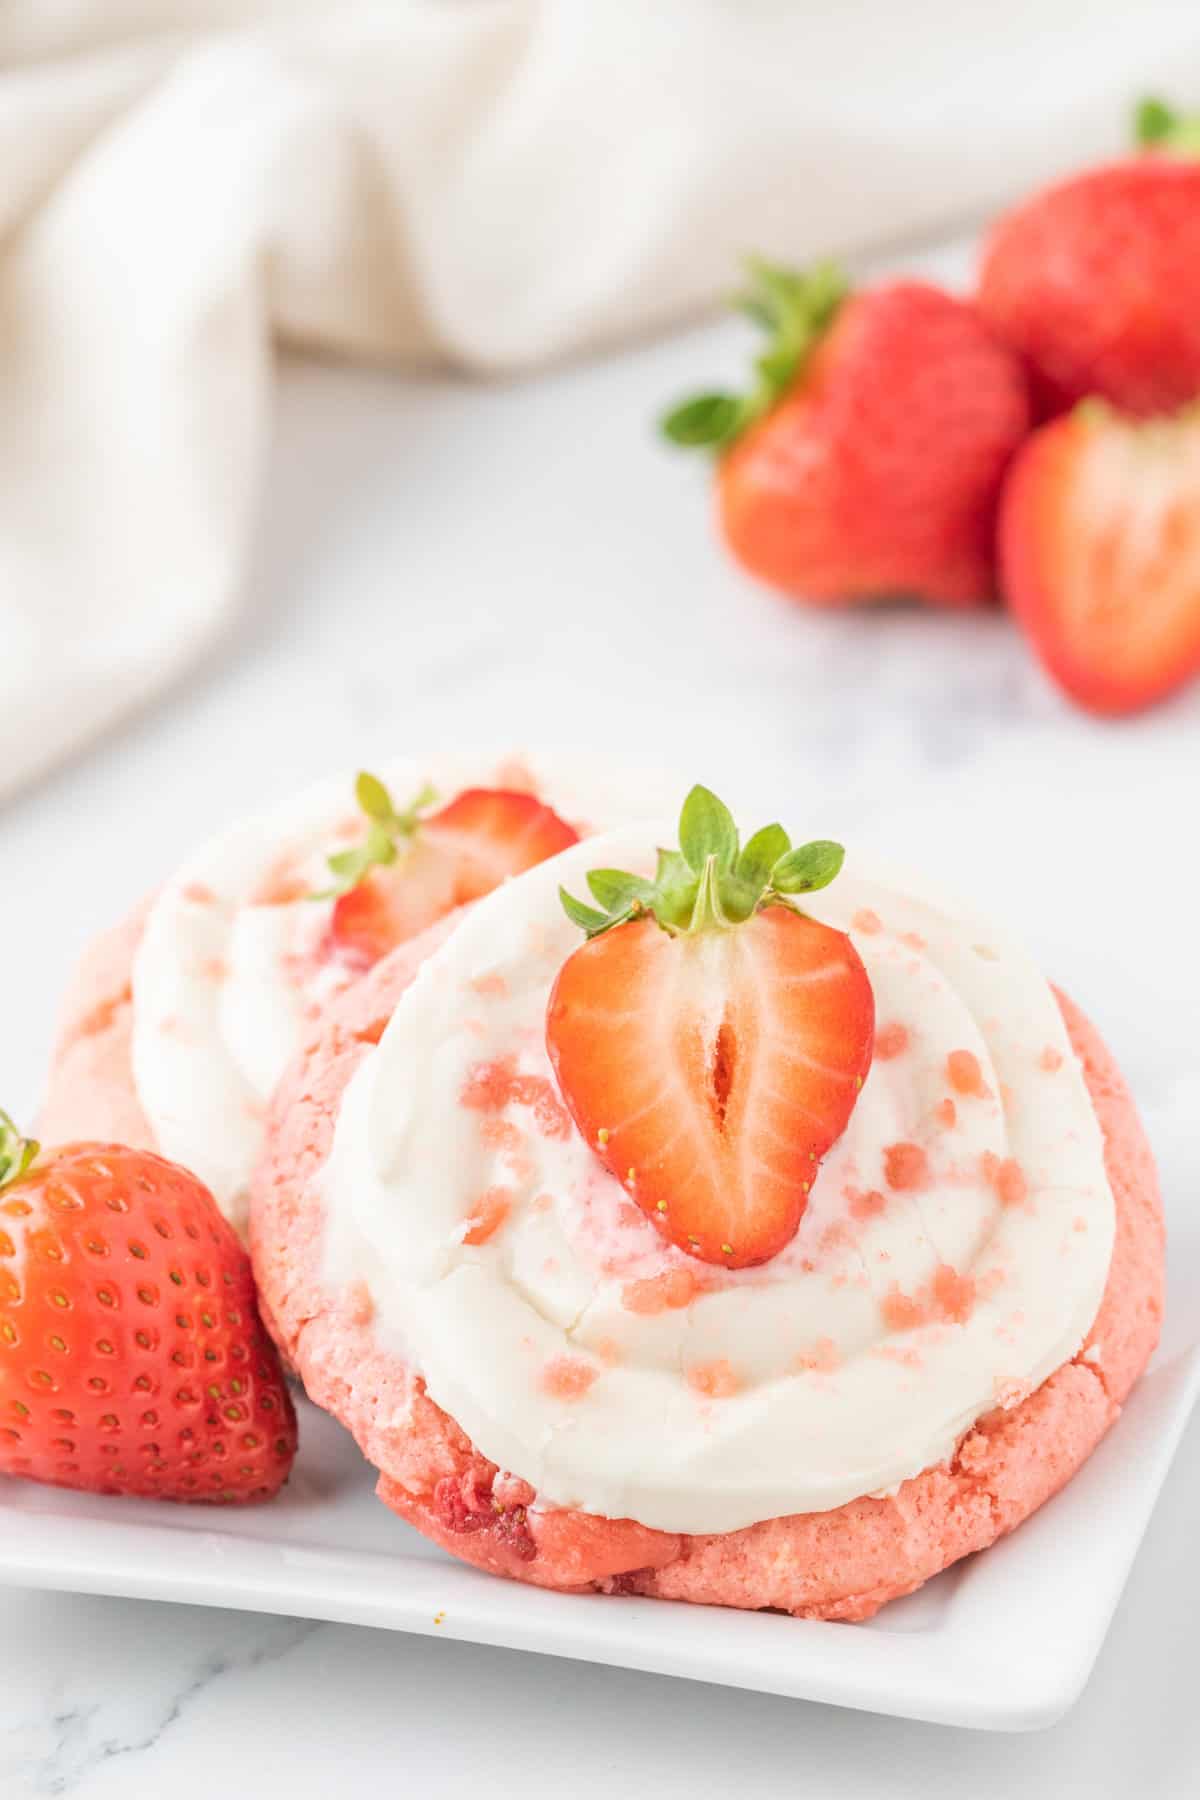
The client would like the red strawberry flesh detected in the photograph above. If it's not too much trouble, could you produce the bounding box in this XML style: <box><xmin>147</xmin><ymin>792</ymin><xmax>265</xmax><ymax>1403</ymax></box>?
<box><xmin>999</xmin><ymin>406</ymin><xmax>1200</xmax><ymax>716</ymax></box>
<box><xmin>546</xmin><ymin>907</ymin><xmax>874</xmax><ymax>1268</ymax></box>
<box><xmin>331</xmin><ymin>788</ymin><xmax>578</xmax><ymax>967</ymax></box>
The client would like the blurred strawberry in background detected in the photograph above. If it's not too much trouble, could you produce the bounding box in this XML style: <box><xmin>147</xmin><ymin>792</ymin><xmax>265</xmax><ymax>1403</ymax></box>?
<box><xmin>663</xmin><ymin>263</ymin><xmax>1030</xmax><ymax>609</ymax></box>
<box><xmin>667</xmin><ymin>99</ymin><xmax>1200</xmax><ymax>720</ymax></box>
<box><xmin>979</xmin><ymin>99</ymin><xmax>1200</xmax><ymax>420</ymax></box>
<box><xmin>999</xmin><ymin>403</ymin><xmax>1200</xmax><ymax>717</ymax></box>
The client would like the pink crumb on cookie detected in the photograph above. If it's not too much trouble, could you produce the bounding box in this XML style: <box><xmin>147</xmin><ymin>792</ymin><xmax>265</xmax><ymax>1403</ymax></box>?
<box><xmin>346</xmin><ymin>1280</ymin><xmax>375</xmax><ymax>1326</ymax></box>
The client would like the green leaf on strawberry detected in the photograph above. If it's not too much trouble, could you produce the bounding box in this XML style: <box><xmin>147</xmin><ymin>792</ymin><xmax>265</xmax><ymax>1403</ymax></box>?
<box><xmin>559</xmin><ymin>785</ymin><xmax>844</xmax><ymax>942</ymax></box>
<box><xmin>660</xmin><ymin>259</ymin><xmax>849</xmax><ymax>453</ymax></box>
<box><xmin>1135</xmin><ymin>95</ymin><xmax>1200</xmax><ymax>155</ymax></box>
<box><xmin>0</xmin><ymin>1110</ymin><xmax>38</xmax><ymax>1190</ymax></box>
<box><xmin>312</xmin><ymin>771</ymin><xmax>438</xmax><ymax>900</ymax></box>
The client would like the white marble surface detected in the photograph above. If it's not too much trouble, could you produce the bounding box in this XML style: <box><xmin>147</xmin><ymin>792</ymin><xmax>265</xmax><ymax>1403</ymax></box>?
<box><xmin>2</xmin><ymin>238</ymin><xmax>1200</xmax><ymax>1794</ymax></box>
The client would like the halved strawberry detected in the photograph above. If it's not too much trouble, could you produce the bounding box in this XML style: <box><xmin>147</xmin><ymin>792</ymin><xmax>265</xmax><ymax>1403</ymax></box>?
<box><xmin>422</xmin><ymin>787</ymin><xmax>581</xmax><ymax>904</ymax></box>
<box><xmin>327</xmin><ymin>777</ymin><xmax>579</xmax><ymax>967</ymax></box>
<box><xmin>998</xmin><ymin>402</ymin><xmax>1200</xmax><ymax>716</ymax></box>
<box><xmin>546</xmin><ymin>789</ymin><xmax>874</xmax><ymax>1268</ymax></box>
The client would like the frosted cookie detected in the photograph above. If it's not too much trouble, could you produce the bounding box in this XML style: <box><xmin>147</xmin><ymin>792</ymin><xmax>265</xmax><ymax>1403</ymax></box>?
<box><xmin>39</xmin><ymin>753</ymin><xmax>624</xmax><ymax>1235</ymax></box>
<box><xmin>249</xmin><ymin>792</ymin><xmax>1163</xmax><ymax>1618</ymax></box>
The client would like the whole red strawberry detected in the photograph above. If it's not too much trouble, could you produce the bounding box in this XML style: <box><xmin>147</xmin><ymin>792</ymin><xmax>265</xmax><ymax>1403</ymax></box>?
<box><xmin>663</xmin><ymin>261</ymin><xmax>1030</xmax><ymax>608</ymax></box>
<box><xmin>979</xmin><ymin>99</ymin><xmax>1200</xmax><ymax>418</ymax></box>
<box><xmin>0</xmin><ymin>1117</ymin><xmax>296</xmax><ymax>1502</ymax></box>
<box><xmin>998</xmin><ymin>400</ymin><xmax>1200</xmax><ymax>717</ymax></box>
<box><xmin>547</xmin><ymin>787</ymin><xmax>874</xmax><ymax>1268</ymax></box>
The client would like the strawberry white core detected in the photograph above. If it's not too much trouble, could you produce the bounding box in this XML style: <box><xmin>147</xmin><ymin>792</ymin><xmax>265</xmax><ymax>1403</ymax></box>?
<box><xmin>129</xmin><ymin>753</ymin><xmax>644</xmax><ymax>1234</ymax></box>
<box><xmin>319</xmin><ymin>824</ymin><xmax>1116</xmax><ymax>1533</ymax></box>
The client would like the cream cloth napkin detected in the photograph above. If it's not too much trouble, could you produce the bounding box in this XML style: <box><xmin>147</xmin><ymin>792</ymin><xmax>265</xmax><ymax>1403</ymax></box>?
<box><xmin>3</xmin><ymin>0</ymin><xmax>1199</xmax><ymax>802</ymax></box>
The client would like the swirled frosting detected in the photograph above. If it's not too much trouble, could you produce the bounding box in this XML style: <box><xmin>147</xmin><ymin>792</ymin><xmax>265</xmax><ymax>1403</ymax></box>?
<box><xmin>129</xmin><ymin>753</ymin><xmax>642</xmax><ymax>1231</ymax></box>
<box><xmin>320</xmin><ymin>824</ymin><xmax>1115</xmax><ymax>1532</ymax></box>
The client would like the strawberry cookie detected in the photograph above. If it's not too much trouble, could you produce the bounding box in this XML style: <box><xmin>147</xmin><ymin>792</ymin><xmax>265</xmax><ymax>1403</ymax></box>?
<box><xmin>39</xmin><ymin>752</ymin><xmax>626</xmax><ymax>1237</ymax></box>
<box><xmin>250</xmin><ymin>789</ymin><xmax>1163</xmax><ymax>1618</ymax></box>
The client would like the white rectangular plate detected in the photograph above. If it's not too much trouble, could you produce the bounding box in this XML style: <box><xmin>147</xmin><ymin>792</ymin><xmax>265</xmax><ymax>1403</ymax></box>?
<box><xmin>0</xmin><ymin>1340</ymin><xmax>1194</xmax><ymax>1734</ymax></box>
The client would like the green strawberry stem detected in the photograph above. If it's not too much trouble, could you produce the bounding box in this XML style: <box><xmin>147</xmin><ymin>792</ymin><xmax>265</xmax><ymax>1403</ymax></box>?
<box><xmin>0</xmin><ymin>1111</ymin><xmax>39</xmax><ymax>1190</ymax></box>
<box><xmin>660</xmin><ymin>258</ymin><xmax>849</xmax><ymax>453</ymax></box>
<box><xmin>1135</xmin><ymin>95</ymin><xmax>1200</xmax><ymax>154</ymax></box>
<box><xmin>560</xmin><ymin>785</ymin><xmax>845</xmax><ymax>941</ymax></box>
<box><xmin>312</xmin><ymin>771</ymin><xmax>437</xmax><ymax>900</ymax></box>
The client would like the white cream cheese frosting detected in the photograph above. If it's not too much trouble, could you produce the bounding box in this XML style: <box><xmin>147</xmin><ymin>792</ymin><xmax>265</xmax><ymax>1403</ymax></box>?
<box><xmin>319</xmin><ymin>824</ymin><xmax>1116</xmax><ymax>1534</ymax></box>
<box><xmin>129</xmin><ymin>752</ymin><xmax>653</xmax><ymax>1234</ymax></box>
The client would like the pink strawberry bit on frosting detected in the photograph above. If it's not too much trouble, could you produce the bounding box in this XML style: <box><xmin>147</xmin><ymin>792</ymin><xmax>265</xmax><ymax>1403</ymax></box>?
<box><xmin>848</xmin><ymin>1186</ymin><xmax>888</xmax><ymax>1221</ymax></box>
<box><xmin>946</xmin><ymin>1048</ymin><xmax>992</xmax><ymax>1098</ymax></box>
<box><xmin>464</xmin><ymin>1187</ymin><xmax>514</xmax><ymax>1246</ymax></box>
<box><xmin>931</xmin><ymin>1263</ymin><xmax>976</xmax><ymax>1323</ymax></box>
<box><xmin>688</xmin><ymin>1360</ymin><xmax>739</xmax><ymax>1399</ymax></box>
<box><xmin>981</xmin><ymin>1151</ymin><xmax>1029</xmax><ymax>1208</ymax></box>
<box><xmin>180</xmin><ymin>881</ymin><xmax>217</xmax><ymax>905</ymax></box>
<box><xmin>935</xmin><ymin>1097</ymin><xmax>957</xmax><ymax>1129</ymax></box>
<box><xmin>883</xmin><ymin>1142</ymin><xmax>930</xmax><ymax>1192</ymax></box>
<box><xmin>461</xmin><ymin>1055</ymin><xmax>571</xmax><ymax>1139</ymax></box>
<box><xmin>874</xmin><ymin>1021</ymin><xmax>910</xmax><ymax>1060</ymax></box>
<box><xmin>1040</xmin><ymin>1046</ymin><xmax>1065</xmax><ymax>1072</ymax></box>
<box><xmin>470</xmin><ymin>971</ymin><xmax>509</xmax><ymax>999</ymax></box>
<box><xmin>542</xmin><ymin>1357</ymin><xmax>598</xmax><ymax>1401</ymax></box>
<box><xmin>881</xmin><ymin>1263</ymin><xmax>976</xmax><ymax>1332</ymax></box>
<box><xmin>852</xmin><ymin>908</ymin><xmax>883</xmax><ymax>934</ymax></box>
<box><xmin>252</xmin><ymin>856</ymin><xmax>310</xmax><ymax>906</ymax></box>
<box><xmin>793</xmin><ymin>1337</ymin><xmax>840</xmax><ymax>1374</ymax></box>
<box><xmin>880</xmin><ymin>1288</ymin><xmax>929</xmax><ymax>1331</ymax></box>
<box><xmin>622</xmin><ymin>1267</ymin><xmax>702</xmax><ymax>1315</ymax></box>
